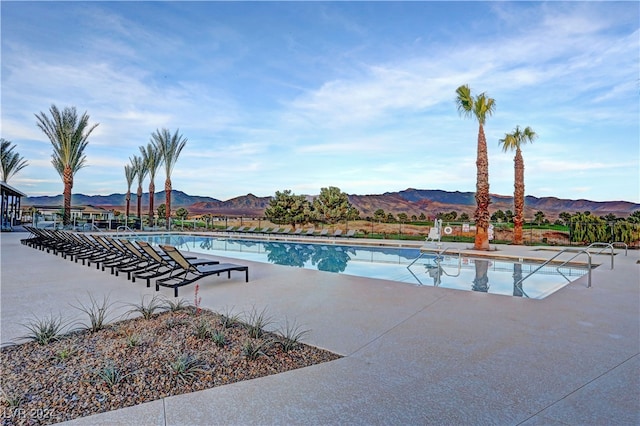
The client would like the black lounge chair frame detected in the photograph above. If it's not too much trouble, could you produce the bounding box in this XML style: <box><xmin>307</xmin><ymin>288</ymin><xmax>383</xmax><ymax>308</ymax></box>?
<box><xmin>156</xmin><ymin>244</ymin><xmax>248</xmax><ymax>297</ymax></box>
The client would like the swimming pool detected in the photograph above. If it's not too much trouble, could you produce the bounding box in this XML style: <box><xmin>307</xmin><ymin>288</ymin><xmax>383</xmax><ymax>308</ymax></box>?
<box><xmin>126</xmin><ymin>234</ymin><xmax>588</xmax><ymax>299</ymax></box>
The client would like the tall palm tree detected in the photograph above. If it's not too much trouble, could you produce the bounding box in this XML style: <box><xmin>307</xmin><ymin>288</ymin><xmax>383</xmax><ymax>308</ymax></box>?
<box><xmin>140</xmin><ymin>142</ymin><xmax>163</xmax><ymax>224</ymax></box>
<box><xmin>124</xmin><ymin>163</ymin><xmax>136</xmax><ymax>222</ymax></box>
<box><xmin>35</xmin><ymin>105</ymin><xmax>98</xmax><ymax>225</ymax></box>
<box><xmin>0</xmin><ymin>139</ymin><xmax>28</xmax><ymax>183</ymax></box>
<box><xmin>456</xmin><ymin>84</ymin><xmax>496</xmax><ymax>250</ymax></box>
<box><xmin>151</xmin><ymin>128</ymin><xmax>187</xmax><ymax>230</ymax></box>
<box><xmin>130</xmin><ymin>155</ymin><xmax>148</xmax><ymax>221</ymax></box>
<box><xmin>499</xmin><ymin>125</ymin><xmax>537</xmax><ymax>245</ymax></box>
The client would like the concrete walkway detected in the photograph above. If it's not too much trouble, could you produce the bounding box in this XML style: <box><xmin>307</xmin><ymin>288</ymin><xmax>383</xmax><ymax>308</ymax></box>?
<box><xmin>1</xmin><ymin>232</ymin><xmax>638</xmax><ymax>425</ymax></box>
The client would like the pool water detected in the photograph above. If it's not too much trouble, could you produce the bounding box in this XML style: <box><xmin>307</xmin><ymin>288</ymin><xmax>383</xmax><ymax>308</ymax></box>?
<box><xmin>127</xmin><ymin>234</ymin><xmax>588</xmax><ymax>299</ymax></box>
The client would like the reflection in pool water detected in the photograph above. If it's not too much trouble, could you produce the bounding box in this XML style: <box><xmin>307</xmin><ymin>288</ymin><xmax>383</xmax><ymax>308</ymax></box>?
<box><xmin>128</xmin><ymin>234</ymin><xmax>588</xmax><ymax>299</ymax></box>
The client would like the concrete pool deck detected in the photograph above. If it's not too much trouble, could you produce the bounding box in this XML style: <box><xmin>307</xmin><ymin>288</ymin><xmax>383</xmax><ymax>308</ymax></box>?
<box><xmin>1</xmin><ymin>231</ymin><xmax>638</xmax><ymax>425</ymax></box>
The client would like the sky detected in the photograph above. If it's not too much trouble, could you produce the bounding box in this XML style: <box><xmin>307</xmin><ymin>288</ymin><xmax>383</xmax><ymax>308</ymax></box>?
<box><xmin>1</xmin><ymin>1</ymin><xmax>639</xmax><ymax>203</ymax></box>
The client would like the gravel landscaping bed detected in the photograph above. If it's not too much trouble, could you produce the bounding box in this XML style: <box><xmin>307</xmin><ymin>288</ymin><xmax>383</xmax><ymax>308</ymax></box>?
<box><xmin>0</xmin><ymin>302</ymin><xmax>340</xmax><ymax>425</ymax></box>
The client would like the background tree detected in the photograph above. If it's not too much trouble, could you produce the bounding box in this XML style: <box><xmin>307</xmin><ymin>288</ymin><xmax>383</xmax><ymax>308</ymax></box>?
<box><xmin>459</xmin><ymin>212</ymin><xmax>470</xmax><ymax>222</ymax></box>
<box><xmin>0</xmin><ymin>139</ymin><xmax>28</xmax><ymax>183</ymax></box>
<box><xmin>491</xmin><ymin>209</ymin><xmax>506</xmax><ymax>223</ymax></box>
<box><xmin>628</xmin><ymin>211</ymin><xmax>640</xmax><ymax>224</ymax></box>
<box><xmin>157</xmin><ymin>203</ymin><xmax>166</xmax><ymax>220</ymax></box>
<box><xmin>397</xmin><ymin>212</ymin><xmax>408</xmax><ymax>222</ymax></box>
<box><xmin>140</xmin><ymin>143</ymin><xmax>162</xmax><ymax>223</ymax></box>
<box><xmin>175</xmin><ymin>207</ymin><xmax>189</xmax><ymax>220</ymax></box>
<box><xmin>312</xmin><ymin>186</ymin><xmax>356</xmax><ymax>225</ymax></box>
<box><xmin>456</xmin><ymin>84</ymin><xmax>496</xmax><ymax>250</ymax></box>
<box><xmin>373</xmin><ymin>209</ymin><xmax>386</xmax><ymax>222</ymax></box>
<box><xmin>151</xmin><ymin>128</ymin><xmax>187</xmax><ymax>230</ymax></box>
<box><xmin>418</xmin><ymin>212</ymin><xmax>427</xmax><ymax>221</ymax></box>
<box><xmin>264</xmin><ymin>189</ymin><xmax>311</xmax><ymax>228</ymax></box>
<box><xmin>534</xmin><ymin>210</ymin><xmax>546</xmax><ymax>225</ymax></box>
<box><xmin>131</xmin><ymin>155</ymin><xmax>148</xmax><ymax>220</ymax></box>
<box><xmin>504</xmin><ymin>210</ymin><xmax>514</xmax><ymax>223</ymax></box>
<box><xmin>499</xmin><ymin>125</ymin><xmax>537</xmax><ymax>244</ymax></box>
<box><xmin>35</xmin><ymin>105</ymin><xmax>98</xmax><ymax>225</ymax></box>
<box><xmin>124</xmin><ymin>164</ymin><xmax>136</xmax><ymax>221</ymax></box>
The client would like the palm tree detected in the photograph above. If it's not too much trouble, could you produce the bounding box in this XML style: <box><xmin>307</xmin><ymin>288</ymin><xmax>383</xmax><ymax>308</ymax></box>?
<box><xmin>499</xmin><ymin>125</ymin><xmax>538</xmax><ymax>245</ymax></box>
<box><xmin>130</xmin><ymin>155</ymin><xmax>148</xmax><ymax>221</ymax></box>
<box><xmin>151</xmin><ymin>128</ymin><xmax>187</xmax><ymax>230</ymax></box>
<box><xmin>124</xmin><ymin>163</ymin><xmax>136</xmax><ymax>223</ymax></box>
<box><xmin>0</xmin><ymin>139</ymin><xmax>28</xmax><ymax>183</ymax></box>
<box><xmin>456</xmin><ymin>84</ymin><xmax>496</xmax><ymax>250</ymax></box>
<box><xmin>140</xmin><ymin>143</ymin><xmax>163</xmax><ymax>224</ymax></box>
<box><xmin>35</xmin><ymin>105</ymin><xmax>98</xmax><ymax>225</ymax></box>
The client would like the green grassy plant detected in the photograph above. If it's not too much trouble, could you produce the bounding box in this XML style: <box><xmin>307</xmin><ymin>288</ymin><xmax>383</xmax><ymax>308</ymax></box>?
<box><xmin>163</xmin><ymin>297</ymin><xmax>190</xmax><ymax>312</ymax></box>
<box><xmin>125</xmin><ymin>333</ymin><xmax>142</xmax><ymax>347</ymax></box>
<box><xmin>194</xmin><ymin>318</ymin><xmax>213</xmax><ymax>339</ymax></box>
<box><xmin>168</xmin><ymin>354</ymin><xmax>206</xmax><ymax>384</ymax></box>
<box><xmin>242</xmin><ymin>339</ymin><xmax>274</xmax><ymax>360</ymax></box>
<box><xmin>211</xmin><ymin>330</ymin><xmax>226</xmax><ymax>347</ymax></box>
<box><xmin>244</xmin><ymin>306</ymin><xmax>273</xmax><ymax>339</ymax></box>
<box><xmin>219</xmin><ymin>306</ymin><xmax>241</xmax><ymax>329</ymax></box>
<box><xmin>55</xmin><ymin>344</ymin><xmax>79</xmax><ymax>361</ymax></box>
<box><xmin>125</xmin><ymin>294</ymin><xmax>165</xmax><ymax>320</ymax></box>
<box><xmin>1</xmin><ymin>389</ymin><xmax>25</xmax><ymax>407</ymax></box>
<box><xmin>20</xmin><ymin>313</ymin><xmax>68</xmax><ymax>345</ymax></box>
<box><xmin>277</xmin><ymin>318</ymin><xmax>311</xmax><ymax>352</ymax></box>
<box><xmin>71</xmin><ymin>293</ymin><xmax>115</xmax><ymax>333</ymax></box>
<box><xmin>95</xmin><ymin>361</ymin><xmax>134</xmax><ymax>388</ymax></box>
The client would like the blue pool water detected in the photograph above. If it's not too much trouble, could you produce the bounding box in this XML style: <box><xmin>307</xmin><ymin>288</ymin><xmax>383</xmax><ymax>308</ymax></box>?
<box><xmin>127</xmin><ymin>234</ymin><xmax>588</xmax><ymax>299</ymax></box>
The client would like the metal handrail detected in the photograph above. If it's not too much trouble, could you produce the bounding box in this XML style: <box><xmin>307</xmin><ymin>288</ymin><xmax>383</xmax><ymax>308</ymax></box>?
<box><xmin>407</xmin><ymin>247</ymin><xmax>462</xmax><ymax>286</ymax></box>
<box><xmin>86</xmin><ymin>224</ymin><xmax>103</xmax><ymax>232</ymax></box>
<box><xmin>116</xmin><ymin>225</ymin><xmax>135</xmax><ymax>233</ymax></box>
<box><xmin>611</xmin><ymin>241</ymin><xmax>628</xmax><ymax>256</ymax></box>
<box><xmin>516</xmin><ymin>248</ymin><xmax>592</xmax><ymax>289</ymax></box>
<box><xmin>585</xmin><ymin>242</ymin><xmax>614</xmax><ymax>269</ymax></box>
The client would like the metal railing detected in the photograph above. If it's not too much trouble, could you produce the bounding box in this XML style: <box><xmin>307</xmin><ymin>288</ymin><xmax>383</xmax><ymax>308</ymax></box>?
<box><xmin>407</xmin><ymin>247</ymin><xmax>462</xmax><ymax>285</ymax></box>
<box><xmin>611</xmin><ymin>241</ymin><xmax>628</xmax><ymax>256</ymax></box>
<box><xmin>516</xmin><ymin>248</ymin><xmax>592</xmax><ymax>289</ymax></box>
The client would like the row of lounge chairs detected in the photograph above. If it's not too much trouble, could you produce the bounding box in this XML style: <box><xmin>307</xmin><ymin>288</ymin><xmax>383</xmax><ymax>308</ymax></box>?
<box><xmin>21</xmin><ymin>226</ymin><xmax>248</xmax><ymax>297</ymax></box>
<box><xmin>222</xmin><ymin>226</ymin><xmax>356</xmax><ymax>238</ymax></box>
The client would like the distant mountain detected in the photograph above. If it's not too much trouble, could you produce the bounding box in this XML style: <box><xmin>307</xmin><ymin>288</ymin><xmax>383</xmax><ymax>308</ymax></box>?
<box><xmin>24</xmin><ymin>190</ymin><xmax>219</xmax><ymax>208</ymax></box>
<box><xmin>23</xmin><ymin>188</ymin><xmax>640</xmax><ymax>219</ymax></box>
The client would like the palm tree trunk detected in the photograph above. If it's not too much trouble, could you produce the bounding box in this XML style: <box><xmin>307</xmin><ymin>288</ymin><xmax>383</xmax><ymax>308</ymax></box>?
<box><xmin>125</xmin><ymin>192</ymin><xmax>131</xmax><ymax>220</ymax></box>
<box><xmin>63</xmin><ymin>166</ymin><xmax>73</xmax><ymax>226</ymax></box>
<box><xmin>165</xmin><ymin>178</ymin><xmax>172</xmax><ymax>230</ymax></box>
<box><xmin>513</xmin><ymin>148</ymin><xmax>525</xmax><ymax>245</ymax></box>
<box><xmin>512</xmin><ymin>263</ymin><xmax>523</xmax><ymax>297</ymax></box>
<box><xmin>472</xmin><ymin>259</ymin><xmax>489</xmax><ymax>292</ymax></box>
<box><xmin>136</xmin><ymin>185</ymin><xmax>142</xmax><ymax>219</ymax></box>
<box><xmin>474</xmin><ymin>124</ymin><xmax>491</xmax><ymax>250</ymax></box>
<box><xmin>148</xmin><ymin>180</ymin><xmax>155</xmax><ymax>223</ymax></box>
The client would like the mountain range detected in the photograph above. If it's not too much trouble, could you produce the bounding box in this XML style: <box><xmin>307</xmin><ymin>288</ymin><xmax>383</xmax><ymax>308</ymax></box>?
<box><xmin>23</xmin><ymin>188</ymin><xmax>640</xmax><ymax>220</ymax></box>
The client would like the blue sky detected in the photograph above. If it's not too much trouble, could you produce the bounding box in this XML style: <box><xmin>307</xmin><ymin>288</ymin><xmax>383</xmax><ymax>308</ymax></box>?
<box><xmin>2</xmin><ymin>1</ymin><xmax>639</xmax><ymax>203</ymax></box>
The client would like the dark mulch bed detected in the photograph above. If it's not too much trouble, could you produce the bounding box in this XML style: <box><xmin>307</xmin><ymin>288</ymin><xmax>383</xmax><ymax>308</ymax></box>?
<box><xmin>0</xmin><ymin>306</ymin><xmax>341</xmax><ymax>425</ymax></box>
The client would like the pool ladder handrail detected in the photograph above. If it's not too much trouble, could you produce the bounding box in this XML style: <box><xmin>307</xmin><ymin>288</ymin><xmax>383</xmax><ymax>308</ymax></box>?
<box><xmin>516</xmin><ymin>248</ymin><xmax>592</xmax><ymax>289</ymax></box>
<box><xmin>407</xmin><ymin>247</ymin><xmax>462</xmax><ymax>285</ymax></box>
<box><xmin>116</xmin><ymin>225</ymin><xmax>136</xmax><ymax>233</ymax></box>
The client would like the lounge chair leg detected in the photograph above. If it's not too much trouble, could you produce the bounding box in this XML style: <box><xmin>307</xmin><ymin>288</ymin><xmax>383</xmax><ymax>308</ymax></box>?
<box><xmin>174</xmin><ymin>287</ymin><xmax>179</xmax><ymax>297</ymax></box>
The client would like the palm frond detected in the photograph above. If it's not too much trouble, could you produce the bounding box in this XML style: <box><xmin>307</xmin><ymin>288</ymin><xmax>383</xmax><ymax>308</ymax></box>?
<box><xmin>0</xmin><ymin>139</ymin><xmax>28</xmax><ymax>182</ymax></box>
<box><xmin>151</xmin><ymin>128</ymin><xmax>187</xmax><ymax>176</ymax></box>
<box><xmin>124</xmin><ymin>164</ymin><xmax>136</xmax><ymax>190</ymax></box>
<box><xmin>455</xmin><ymin>84</ymin><xmax>474</xmax><ymax>119</ymax></box>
